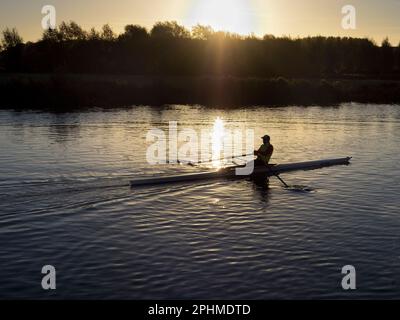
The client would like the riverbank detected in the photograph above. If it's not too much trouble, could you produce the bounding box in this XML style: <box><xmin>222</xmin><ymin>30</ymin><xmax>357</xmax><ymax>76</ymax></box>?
<box><xmin>1</xmin><ymin>74</ymin><xmax>400</xmax><ymax>110</ymax></box>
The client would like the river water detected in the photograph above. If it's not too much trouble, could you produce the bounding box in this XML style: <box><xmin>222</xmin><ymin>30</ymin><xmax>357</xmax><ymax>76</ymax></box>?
<box><xmin>0</xmin><ymin>103</ymin><xmax>399</xmax><ymax>299</ymax></box>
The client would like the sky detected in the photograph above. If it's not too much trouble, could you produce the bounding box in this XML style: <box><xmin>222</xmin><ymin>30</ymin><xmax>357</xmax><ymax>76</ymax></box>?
<box><xmin>0</xmin><ymin>0</ymin><xmax>399</xmax><ymax>44</ymax></box>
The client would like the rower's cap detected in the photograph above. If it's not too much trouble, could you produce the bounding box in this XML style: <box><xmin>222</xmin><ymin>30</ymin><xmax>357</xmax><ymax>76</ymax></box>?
<box><xmin>261</xmin><ymin>135</ymin><xmax>270</xmax><ymax>140</ymax></box>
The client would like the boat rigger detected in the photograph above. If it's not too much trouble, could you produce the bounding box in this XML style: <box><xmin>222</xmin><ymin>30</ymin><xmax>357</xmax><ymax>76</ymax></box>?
<box><xmin>130</xmin><ymin>157</ymin><xmax>352</xmax><ymax>187</ymax></box>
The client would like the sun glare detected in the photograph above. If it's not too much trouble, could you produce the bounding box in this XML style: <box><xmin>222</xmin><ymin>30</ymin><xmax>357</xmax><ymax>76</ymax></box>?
<box><xmin>211</xmin><ymin>117</ymin><xmax>225</xmax><ymax>167</ymax></box>
<box><xmin>186</xmin><ymin>0</ymin><xmax>255</xmax><ymax>35</ymax></box>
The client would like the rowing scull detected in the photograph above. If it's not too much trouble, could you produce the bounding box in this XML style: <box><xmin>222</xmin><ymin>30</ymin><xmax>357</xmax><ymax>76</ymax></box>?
<box><xmin>130</xmin><ymin>157</ymin><xmax>351</xmax><ymax>187</ymax></box>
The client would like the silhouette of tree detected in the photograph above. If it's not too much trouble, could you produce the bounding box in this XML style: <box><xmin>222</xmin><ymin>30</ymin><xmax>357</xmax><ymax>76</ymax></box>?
<box><xmin>88</xmin><ymin>27</ymin><xmax>101</xmax><ymax>40</ymax></box>
<box><xmin>2</xmin><ymin>22</ymin><xmax>400</xmax><ymax>107</ymax></box>
<box><xmin>1</xmin><ymin>27</ymin><xmax>23</xmax><ymax>50</ymax></box>
<box><xmin>101</xmin><ymin>24</ymin><xmax>115</xmax><ymax>41</ymax></box>
<box><xmin>396</xmin><ymin>42</ymin><xmax>400</xmax><ymax>72</ymax></box>
<box><xmin>381</xmin><ymin>37</ymin><xmax>394</xmax><ymax>74</ymax></box>
<box><xmin>263</xmin><ymin>34</ymin><xmax>276</xmax><ymax>40</ymax></box>
<box><xmin>1</xmin><ymin>21</ymin><xmax>399</xmax><ymax>79</ymax></box>
<box><xmin>192</xmin><ymin>24</ymin><xmax>214</xmax><ymax>40</ymax></box>
<box><xmin>42</xmin><ymin>27</ymin><xmax>62</xmax><ymax>42</ymax></box>
<box><xmin>59</xmin><ymin>21</ymin><xmax>87</xmax><ymax>41</ymax></box>
<box><xmin>151</xmin><ymin>21</ymin><xmax>190</xmax><ymax>39</ymax></box>
<box><xmin>382</xmin><ymin>37</ymin><xmax>391</xmax><ymax>47</ymax></box>
<box><xmin>119</xmin><ymin>25</ymin><xmax>148</xmax><ymax>41</ymax></box>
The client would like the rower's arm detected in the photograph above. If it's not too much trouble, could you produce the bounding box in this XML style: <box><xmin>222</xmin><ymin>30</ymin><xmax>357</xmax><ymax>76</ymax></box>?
<box><xmin>255</xmin><ymin>147</ymin><xmax>267</xmax><ymax>156</ymax></box>
<box><xmin>254</xmin><ymin>146</ymin><xmax>263</xmax><ymax>156</ymax></box>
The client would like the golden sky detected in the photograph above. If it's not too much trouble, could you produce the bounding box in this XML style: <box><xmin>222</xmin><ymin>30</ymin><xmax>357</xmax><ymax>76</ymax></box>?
<box><xmin>1</xmin><ymin>0</ymin><xmax>399</xmax><ymax>44</ymax></box>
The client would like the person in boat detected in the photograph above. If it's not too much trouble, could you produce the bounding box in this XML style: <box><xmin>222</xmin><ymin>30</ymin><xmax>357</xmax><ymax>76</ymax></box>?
<box><xmin>254</xmin><ymin>135</ymin><xmax>274</xmax><ymax>166</ymax></box>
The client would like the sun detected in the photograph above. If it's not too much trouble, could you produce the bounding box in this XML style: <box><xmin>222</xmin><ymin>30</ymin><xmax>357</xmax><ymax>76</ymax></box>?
<box><xmin>186</xmin><ymin>0</ymin><xmax>256</xmax><ymax>35</ymax></box>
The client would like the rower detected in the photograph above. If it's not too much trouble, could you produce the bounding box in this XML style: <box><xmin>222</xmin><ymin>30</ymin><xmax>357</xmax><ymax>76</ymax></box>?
<box><xmin>254</xmin><ymin>135</ymin><xmax>274</xmax><ymax>166</ymax></box>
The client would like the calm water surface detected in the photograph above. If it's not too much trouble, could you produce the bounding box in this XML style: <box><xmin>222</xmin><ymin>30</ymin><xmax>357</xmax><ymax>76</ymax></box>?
<box><xmin>0</xmin><ymin>103</ymin><xmax>399</xmax><ymax>299</ymax></box>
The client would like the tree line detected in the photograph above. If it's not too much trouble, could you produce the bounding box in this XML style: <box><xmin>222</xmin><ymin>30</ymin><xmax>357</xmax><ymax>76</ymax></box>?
<box><xmin>1</xmin><ymin>21</ymin><xmax>400</xmax><ymax>78</ymax></box>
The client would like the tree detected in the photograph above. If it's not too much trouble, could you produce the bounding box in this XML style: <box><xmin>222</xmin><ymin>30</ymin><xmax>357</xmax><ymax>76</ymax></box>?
<box><xmin>150</xmin><ymin>21</ymin><xmax>190</xmax><ymax>39</ymax></box>
<box><xmin>1</xmin><ymin>27</ymin><xmax>23</xmax><ymax>50</ymax></box>
<box><xmin>396</xmin><ymin>42</ymin><xmax>400</xmax><ymax>71</ymax></box>
<box><xmin>101</xmin><ymin>24</ymin><xmax>115</xmax><ymax>41</ymax></box>
<box><xmin>381</xmin><ymin>37</ymin><xmax>394</xmax><ymax>73</ymax></box>
<box><xmin>119</xmin><ymin>25</ymin><xmax>148</xmax><ymax>41</ymax></box>
<box><xmin>381</xmin><ymin>37</ymin><xmax>391</xmax><ymax>48</ymax></box>
<box><xmin>192</xmin><ymin>24</ymin><xmax>214</xmax><ymax>40</ymax></box>
<box><xmin>1</xmin><ymin>20</ymin><xmax>399</xmax><ymax>79</ymax></box>
<box><xmin>88</xmin><ymin>27</ymin><xmax>101</xmax><ymax>40</ymax></box>
<box><xmin>42</xmin><ymin>27</ymin><xmax>62</xmax><ymax>42</ymax></box>
<box><xmin>263</xmin><ymin>34</ymin><xmax>276</xmax><ymax>40</ymax></box>
<box><xmin>58</xmin><ymin>21</ymin><xmax>87</xmax><ymax>41</ymax></box>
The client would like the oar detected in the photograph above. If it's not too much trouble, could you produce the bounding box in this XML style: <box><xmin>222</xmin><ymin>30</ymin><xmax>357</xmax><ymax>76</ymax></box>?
<box><xmin>273</xmin><ymin>173</ymin><xmax>290</xmax><ymax>188</ymax></box>
<box><xmin>197</xmin><ymin>153</ymin><xmax>254</xmax><ymax>164</ymax></box>
<box><xmin>168</xmin><ymin>153</ymin><xmax>254</xmax><ymax>165</ymax></box>
<box><xmin>169</xmin><ymin>152</ymin><xmax>290</xmax><ymax>187</ymax></box>
<box><xmin>190</xmin><ymin>154</ymin><xmax>290</xmax><ymax>188</ymax></box>
<box><xmin>262</xmin><ymin>164</ymin><xmax>290</xmax><ymax>188</ymax></box>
